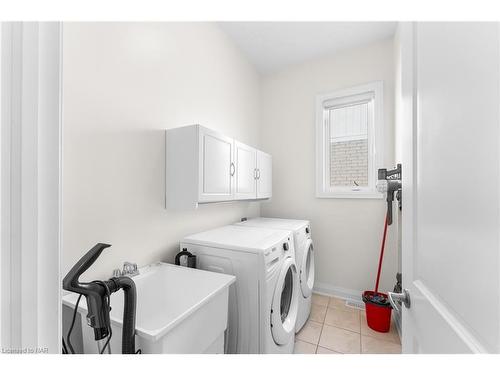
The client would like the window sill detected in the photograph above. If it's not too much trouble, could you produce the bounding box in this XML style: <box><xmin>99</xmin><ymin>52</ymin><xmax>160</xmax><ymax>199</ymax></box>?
<box><xmin>316</xmin><ymin>190</ymin><xmax>384</xmax><ymax>199</ymax></box>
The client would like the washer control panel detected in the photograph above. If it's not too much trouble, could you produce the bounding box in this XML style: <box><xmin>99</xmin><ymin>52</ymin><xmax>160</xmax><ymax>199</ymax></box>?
<box><xmin>264</xmin><ymin>237</ymin><xmax>293</xmax><ymax>272</ymax></box>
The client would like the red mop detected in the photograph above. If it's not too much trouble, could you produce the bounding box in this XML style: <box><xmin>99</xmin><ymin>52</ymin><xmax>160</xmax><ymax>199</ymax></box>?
<box><xmin>362</xmin><ymin>212</ymin><xmax>392</xmax><ymax>333</ymax></box>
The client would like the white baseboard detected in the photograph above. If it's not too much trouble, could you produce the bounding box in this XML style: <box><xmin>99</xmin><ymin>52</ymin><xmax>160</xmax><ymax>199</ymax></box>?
<box><xmin>313</xmin><ymin>282</ymin><xmax>363</xmax><ymax>303</ymax></box>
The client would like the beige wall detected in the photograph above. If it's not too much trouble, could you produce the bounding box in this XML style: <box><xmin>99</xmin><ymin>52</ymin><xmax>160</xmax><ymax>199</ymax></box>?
<box><xmin>260</xmin><ymin>38</ymin><xmax>398</xmax><ymax>295</ymax></box>
<box><xmin>62</xmin><ymin>24</ymin><xmax>397</xmax><ymax>296</ymax></box>
<box><xmin>62</xmin><ymin>23</ymin><xmax>261</xmax><ymax>280</ymax></box>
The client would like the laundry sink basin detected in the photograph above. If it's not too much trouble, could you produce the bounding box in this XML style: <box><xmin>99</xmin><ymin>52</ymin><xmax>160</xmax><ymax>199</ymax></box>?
<box><xmin>62</xmin><ymin>262</ymin><xmax>235</xmax><ymax>354</ymax></box>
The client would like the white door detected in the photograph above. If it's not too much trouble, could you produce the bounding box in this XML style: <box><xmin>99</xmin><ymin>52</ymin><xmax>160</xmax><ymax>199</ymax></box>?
<box><xmin>234</xmin><ymin>141</ymin><xmax>257</xmax><ymax>200</ymax></box>
<box><xmin>256</xmin><ymin>150</ymin><xmax>272</xmax><ymax>199</ymax></box>
<box><xmin>398</xmin><ymin>22</ymin><xmax>500</xmax><ymax>353</ymax></box>
<box><xmin>198</xmin><ymin>128</ymin><xmax>234</xmax><ymax>202</ymax></box>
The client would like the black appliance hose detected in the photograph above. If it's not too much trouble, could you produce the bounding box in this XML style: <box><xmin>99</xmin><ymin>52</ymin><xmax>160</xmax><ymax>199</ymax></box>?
<box><xmin>108</xmin><ymin>276</ymin><xmax>137</xmax><ymax>354</ymax></box>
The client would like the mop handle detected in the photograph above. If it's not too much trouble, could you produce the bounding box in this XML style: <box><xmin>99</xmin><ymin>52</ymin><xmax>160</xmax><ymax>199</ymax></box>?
<box><xmin>375</xmin><ymin>212</ymin><xmax>389</xmax><ymax>293</ymax></box>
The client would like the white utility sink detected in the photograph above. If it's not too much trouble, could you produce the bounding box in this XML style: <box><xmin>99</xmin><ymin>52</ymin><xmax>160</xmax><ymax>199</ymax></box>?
<box><xmin>62</xmin><ymin>262</ymin><xmax>235</xmax><ymax>354</ymax></box>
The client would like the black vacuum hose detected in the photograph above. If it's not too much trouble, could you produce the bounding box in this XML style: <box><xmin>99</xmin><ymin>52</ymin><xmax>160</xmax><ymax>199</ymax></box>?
<box><xmin>109</xmin><ymin>276</ymin><xmax>137</xmax><ymax>354</ymax></box>
<box><xmin>63</xmin><ymin>244</ymin><xmax>139</xmax><ymax>354</ymax></box>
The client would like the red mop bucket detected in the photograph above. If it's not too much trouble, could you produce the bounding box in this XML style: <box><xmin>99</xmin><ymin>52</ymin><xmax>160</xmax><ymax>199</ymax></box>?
<box><xmin>363</xmin><ymin>291</ymin><xmax>392</xmax><ymax>332</ymax></box>
<box><xmin>363</xmin><ymin>213</ymin><xmax>392</xmax><ymax>333</ymax></box>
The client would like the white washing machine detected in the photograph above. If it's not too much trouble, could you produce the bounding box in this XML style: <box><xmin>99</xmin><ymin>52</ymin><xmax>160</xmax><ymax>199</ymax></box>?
<box><xmin>234</xmin><ymin>218</ymin><xmax>314</xmax><ymax>332</ymax></box>
<box><xmin>180</xmin><ymin>225</ymin><xmax>299</xmax><ymax>354</ymax></box>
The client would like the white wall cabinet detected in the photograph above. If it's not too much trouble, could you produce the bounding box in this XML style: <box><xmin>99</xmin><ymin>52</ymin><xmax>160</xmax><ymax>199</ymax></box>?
<box><xmin>234</xmin><ymin>141</ymin><xmax>258</xmax><ymax>200</ymax></box>
<box><xmin>198</xmin><ymin>128</ymin><xmax>235</xmax><ymax>203</ymax></box>
<box><xmin>256</xmin><ymin>150</ymin><xmax>272</xmax><ymax>199</ymax></box>
<box><xmin>166</xmin><ymin>125</ymin><xmax>272</xmax><ymax>209</ymax></box>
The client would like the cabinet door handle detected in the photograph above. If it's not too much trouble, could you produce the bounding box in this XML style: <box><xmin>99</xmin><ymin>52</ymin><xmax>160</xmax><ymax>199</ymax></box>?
<box><xmin>257</xmin><ymin>169</ymin><xmax>261</xmax><ymax>179</ymax></box>
<box><xmin>230</xmin><ymin>162</ymin><xmax>235</xmax><ymax>176</ymax></box>
<box><xmin>254</xmin><ymin>168</ymin><xmax>258</xmax><ymax>179</ymax></box>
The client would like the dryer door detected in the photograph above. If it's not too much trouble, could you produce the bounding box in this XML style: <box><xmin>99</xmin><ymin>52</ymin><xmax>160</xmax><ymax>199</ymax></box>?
<box><xmin>299</xmin><ymin>239</ymin><xmax>315</xmax><ymax>298</ymax></box>
<box><xmin>270</xmin><ymin>257</ymin><xmax>299</xmax><ymax>345</ymax></box>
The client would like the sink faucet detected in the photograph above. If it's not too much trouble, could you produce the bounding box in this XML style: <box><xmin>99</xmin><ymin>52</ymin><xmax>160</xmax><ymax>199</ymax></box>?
<box><xmin>113</xmin><ymin>261</ymin><xmax>139</xmax><ymax>278</ymax></box>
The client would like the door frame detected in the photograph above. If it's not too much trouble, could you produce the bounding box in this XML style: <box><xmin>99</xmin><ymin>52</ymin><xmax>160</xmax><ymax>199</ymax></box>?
<box><xmin>0</xmin><ymin>22</ymin><xmax>62</xmax><ymax>354</ymax></box>
<box><xmin>398</xmin><ymin>21</ymin><xmax>417</xmax><ymax>354</ymax></box>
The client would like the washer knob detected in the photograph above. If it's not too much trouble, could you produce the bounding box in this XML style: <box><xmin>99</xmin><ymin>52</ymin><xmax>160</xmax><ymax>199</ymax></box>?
<box><xmin>305</xmin><ymin>227</ymin><xmax>310</xmax><ymax>234</ymax></box>
<box><xmin>283</xmin><ymin>242</ymin><xmax>289</xmax><ymax>251</ymax></box>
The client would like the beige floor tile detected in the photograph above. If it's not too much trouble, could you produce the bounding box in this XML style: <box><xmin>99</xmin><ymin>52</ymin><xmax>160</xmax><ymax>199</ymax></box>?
<box><xmin>296</xmin><ymin>320</ymin><xmax>323</xmax><ymax>345</ymax></box>
<box><xmin>328</xmin><ymin>296</ymin><xmax>354</xmax><ymax>312</ymax></box>
<box><xmin>316</xmin><ymin>346</ymin><xmax>341</xmax><ymax>354</ymax></box>
<box><xmin>361</xmin><ymin>335</ymin><xmax>402</xmax><ymax>354</ymax></box>
<box><xmin>324</xmin><ymin>307</ymin><xmax>360</xmax><ymax>333</ymax></box>
<box><xmin>360</xmin><ymin>311</ymin><xmax>400</xmax><ymax>344</ymax></box>
<box><xmin>319</xmin><ymin>324</ymin><xmax>361</xmax><ymax>354</ymax></box>
<box><xmin>294</xmin><ymin>340</ymin><xmax>317</xmax><ymax>354</ymax></box>
<box><xmin>312</xmin><ymin>293</ymin><xmax>329</xmax><ymax>307</ymax></box>
<box><xmin>309</xmin><ymin>303</ymin><xmax>327</xmax><ymax>323</ymax></box>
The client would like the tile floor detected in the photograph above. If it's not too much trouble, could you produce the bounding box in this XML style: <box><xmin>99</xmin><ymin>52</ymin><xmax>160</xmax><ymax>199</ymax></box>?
<box><xmin>294</xmin><ymin>293</ymin><xmax>401</xmax><ymax>354</ymax></box>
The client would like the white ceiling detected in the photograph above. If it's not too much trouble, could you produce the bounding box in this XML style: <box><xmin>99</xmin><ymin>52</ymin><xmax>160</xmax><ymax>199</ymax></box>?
<box><xmin>218</xmin><ymin>22</ymin><xmax>397</xmax><ymax>74</ymax></box>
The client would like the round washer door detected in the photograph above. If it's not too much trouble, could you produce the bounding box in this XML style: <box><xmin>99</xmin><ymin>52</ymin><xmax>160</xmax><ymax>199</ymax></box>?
<box><xmin>270</xmin><ymin>257</ymin><xmax>299</xmax><ymax>345</ymax></box>
<box><xmin>300</xmin><ymin>239</ymin><xmax>315</xmax><ymax>298</ymax></box>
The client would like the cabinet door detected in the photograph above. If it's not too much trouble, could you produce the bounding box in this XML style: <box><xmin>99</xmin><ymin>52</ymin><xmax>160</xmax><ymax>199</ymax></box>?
<box><xmin>198</xmin><ymin>128</ymin><xmax>234</xmax><ymax>202</ymax></box>
<box><xmin>234</xmin><ymin>141</ymin><xmax>257</xmax><ymax>200</ymax></box>
<box><xmin>256</xmin><ymin>151</ymin><xmax>272</xmax><ymax>199</ymax></box>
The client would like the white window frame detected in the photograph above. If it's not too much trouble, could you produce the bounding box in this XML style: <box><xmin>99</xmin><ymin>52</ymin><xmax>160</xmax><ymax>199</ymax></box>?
<box><xmin>315</xmin><ymin>81</ymin><xmax>384</xmax><ymax>199</ymax></box>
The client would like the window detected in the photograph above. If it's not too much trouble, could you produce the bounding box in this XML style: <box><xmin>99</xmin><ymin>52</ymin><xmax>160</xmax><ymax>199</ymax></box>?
<box><xmin>316</xmin><ymin>82</ymin><xmax>384</xmax><ymax>198</ymax></box>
